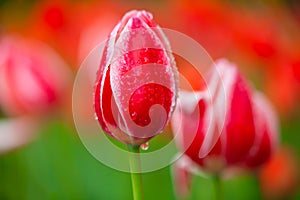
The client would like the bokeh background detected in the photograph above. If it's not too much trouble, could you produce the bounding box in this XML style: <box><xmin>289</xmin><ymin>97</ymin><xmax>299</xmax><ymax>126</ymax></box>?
<box><xmin>0</xmin><ymin>0</ymin><xmax>299</xmax><ymax>199</ymax></box>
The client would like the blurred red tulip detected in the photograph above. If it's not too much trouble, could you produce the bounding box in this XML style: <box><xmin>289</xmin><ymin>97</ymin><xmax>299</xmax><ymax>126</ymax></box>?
<box><xmin>172</xmin><ymin>90</ymin><xmax>207</xmax><ymax>157</ymax></box>
<box><xmin>0</xmin><ymin>35</ymin><xmax>71</xmax><ymax>116</ymax></box>
<box><xmin>94</xmin><ymin>10</ymin><xmax>178</xmax><ymax>146</ymax></box>
<box><xmin>209</xmin><ymin>60</ymin><xmax>256</xmax><ymax>166</ymax></box>
<box><xmin>173</xmin><ymin>59</ymin><xmax>257</xmax><ymax>172</ymax></box>
<box><xmin>244</xmin><ymin>92</ymin><xmax>279</xmax><ymax>168</ymax></box>
<box><xmin>259</xmin><ymin>146</ymin><xmax>299</xmax><ymax>199</ymax></box>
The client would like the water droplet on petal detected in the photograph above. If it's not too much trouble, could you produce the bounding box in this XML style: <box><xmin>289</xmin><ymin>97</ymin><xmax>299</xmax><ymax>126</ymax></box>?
<box><xmin>143</xmin><ymin>57</ymin><xmax>149</xmax><ymax>63</ymax></box>
<box><xmin>131</xmin><ymin>111</ymin><xmax>137</xmax><ymax>121</ymax></box>
<box><xmin>140</xmin><ymin>142</ymin><xmax>149</xmax><ymax>150</ymax></box>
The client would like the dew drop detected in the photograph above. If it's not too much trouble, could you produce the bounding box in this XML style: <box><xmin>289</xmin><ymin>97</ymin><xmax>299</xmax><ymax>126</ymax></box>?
<box><xmin>144</xmin><ymin>118</ymin><xmax>150</xmax><ymax>124</ymax></box>
<box><xmin>140</xmin><ymin>142</ymin><xmax>149</xmax><ymax>151</ymax></box>
<box><xmin>143</xmin><ymin>57</ymin><xmax>149</xmax><ymax>63</ymax></box>
<box><xmin>131</xmin><ymin>111</ymin><xmax>137</xmax><ymax>121</ymax></box>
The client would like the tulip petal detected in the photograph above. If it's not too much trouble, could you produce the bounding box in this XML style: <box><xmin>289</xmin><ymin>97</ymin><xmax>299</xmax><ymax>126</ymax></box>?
<box><xmin>245</xmin><ymin>92</ymin><xmax>279</xmax><ymax>167</ymax></box>
<box><xmin>110</xmin><ymin>13</ymin><xmax>176</xmax><ymax>138</ymax></box>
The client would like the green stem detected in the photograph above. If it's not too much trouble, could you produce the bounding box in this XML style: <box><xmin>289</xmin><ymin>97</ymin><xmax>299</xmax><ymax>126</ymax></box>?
<box><xmin>212</xmin><ymin>174</ymin><xmax>222</xmax><ymax>200</ymax></box>
<box><xmin>127</xmin><ymin>145</ymin><xmax>144</xmax><ymax>200</ymax></box>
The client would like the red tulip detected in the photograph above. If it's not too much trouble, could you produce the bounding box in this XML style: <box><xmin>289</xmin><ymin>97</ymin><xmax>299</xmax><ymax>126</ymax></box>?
<box><xmin>172</xmin><ymin>59</ymin><xmax>256</xmax><ymax>172</ymax></box>
<box><xmin>0</xmin><ymin>35</ymin><xmax>70</xmax><ymax>116</ymax></box>
<box><xmin>94</xmin><ymin>10</ymin><xmax>178</xmax><ymax>146</ymax></box>
<box><xmin>244</xmin><ymin>92</ymin><xmax>279</xmax><ymax>168</ymax></box>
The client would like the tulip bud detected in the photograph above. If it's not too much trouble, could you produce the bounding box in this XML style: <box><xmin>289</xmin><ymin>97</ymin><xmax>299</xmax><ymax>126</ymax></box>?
<box><xmin>244</xmin><ymin>92</ymin><xmax>279</xmax><ymax>168</ymax></box>
<box><xmin>0</xmin><ymin>35</ymin><xmax>70</xmax><ymax>116</ymax></box>
<box><xmin>172</xmin><ymin>59</ymin><xmax>256</xmax><ymax>172</ymax></box>
<box><xmin>212</xmin><ymin>60</ymin><xmax>256</xmax><ymax>166</ymax></box>
<box><xmin>94</xmin><ymin>10</ymin><xmax>178</xmax><ymax>146</ymax></box>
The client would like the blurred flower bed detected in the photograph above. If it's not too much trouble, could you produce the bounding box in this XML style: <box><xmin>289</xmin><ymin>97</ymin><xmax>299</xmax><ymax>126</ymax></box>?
<box><xmin>0</xmin><ymin>0</ymin><xmax>299</xmax><ymax>199</ymax></box>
